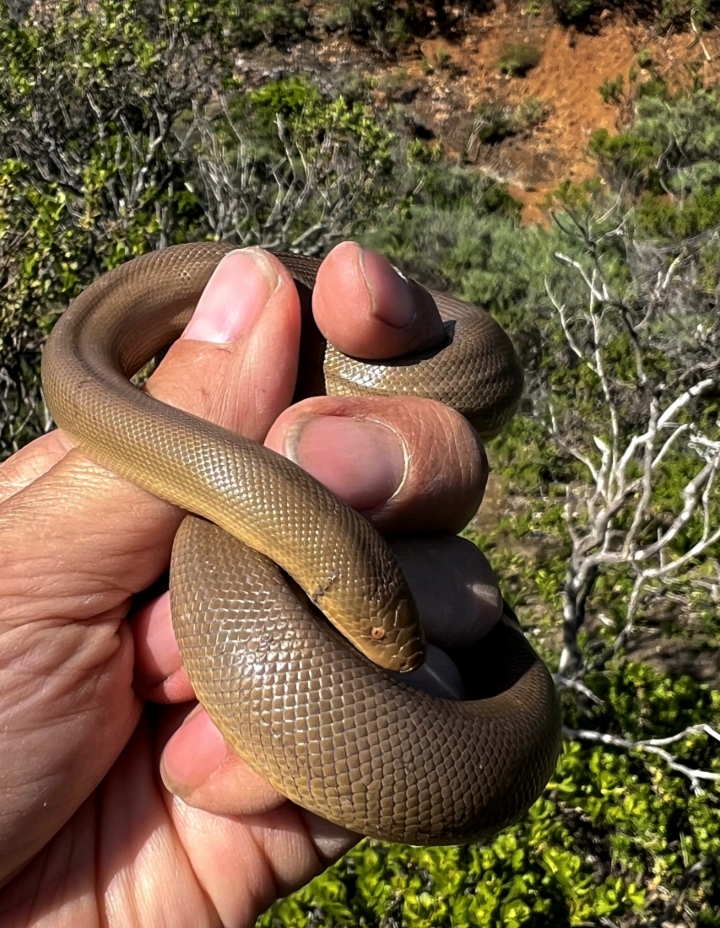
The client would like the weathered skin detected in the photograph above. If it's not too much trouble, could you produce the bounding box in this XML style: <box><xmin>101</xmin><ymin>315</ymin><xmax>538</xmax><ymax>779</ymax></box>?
<box><xmin>41</xmin><ymin>243</ymin><xmax>561</xmax><ymax>845</ymax></box>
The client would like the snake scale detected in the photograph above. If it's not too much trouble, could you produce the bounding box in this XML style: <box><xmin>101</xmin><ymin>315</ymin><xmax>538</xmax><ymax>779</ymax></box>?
<box><xmin>42</xmin><ymin>243</ymin><xmax>561</xmax><ymax>846</ymax></box>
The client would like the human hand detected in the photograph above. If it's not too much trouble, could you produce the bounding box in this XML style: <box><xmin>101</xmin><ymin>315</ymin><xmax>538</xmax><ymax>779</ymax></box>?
<box><xmin>0</xmin><ymin>242</ymin><xmax>501</xmax><ymax>927</ymax></box>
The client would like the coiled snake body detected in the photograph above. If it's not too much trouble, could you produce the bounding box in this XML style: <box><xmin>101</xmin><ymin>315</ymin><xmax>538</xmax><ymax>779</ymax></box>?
<box><xmin>42</xmin><ymin>244</ymin><xmax>561</xmax><ymax>846</ymax></box>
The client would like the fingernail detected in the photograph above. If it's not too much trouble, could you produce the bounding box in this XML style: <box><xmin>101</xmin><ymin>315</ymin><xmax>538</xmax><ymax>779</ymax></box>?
<box><xmin>161</xmin><ymin>708</ymin><xmax>227</xmax><ymax>798</ymax></box>
<box><xmin>183</xmin><ymin>248</ymin><xmax>278</xmax><ymax>343</ymax></box>
<box><xmin>283</xmin><ymin>416</ymin><xmax>406</xmax><ymax>511</ymax></box>
<box><xmin>359</xmin><ymin>248</ymin><xmax>416</xmax><ymax>329</ymax></box>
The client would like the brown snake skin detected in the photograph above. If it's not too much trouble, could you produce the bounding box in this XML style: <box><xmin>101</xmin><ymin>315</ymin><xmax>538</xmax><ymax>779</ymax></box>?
<box><xmin>41</xmin><ymin>243</ymin><xmax>561</xmax><ymax>845</ymax></box>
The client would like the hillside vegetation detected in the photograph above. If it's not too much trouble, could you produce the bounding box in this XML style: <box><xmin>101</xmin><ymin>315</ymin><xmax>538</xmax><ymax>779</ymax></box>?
<box><xmin>1</xmin><ymin>1</ymin><xmax>719</xmax><ymax>926</ymax></box>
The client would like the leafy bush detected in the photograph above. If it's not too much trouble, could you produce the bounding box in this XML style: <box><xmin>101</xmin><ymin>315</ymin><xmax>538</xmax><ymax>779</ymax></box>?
<box><xmin>467</xmin><ymin>102</ymin><xmax>519</xmax><ymax>145</ymax></box>
<box><xmin>497</xmin><ymin>42</ymin><xmax>542</xmax><ymax>77</ymax></box>
<box><xmin>320</xmin><ymin>0</ymin><xmax>478</xmax><ymax>56</ymax></box>
<box><xmin>466</xmin><ymin>98</ymin><xmax>548</xmax><ymax>149</ymax></box>
<box><xmin>589</xmin><ymin>88</ymin><xmax>720</xmax><ymax>209</ymax></box>
<box><xmin>548</xmin><ymin>0</ymin><xmax>597</xmax><ymax>23</ymax></box>
<box><xmin>0</xmin><ymin>0</ymin><xmax>217</xmax><ymax>452</ymax></box>
<box><xmin>549</xmin><ymin>0</ymin><xmax>720</xmax><ymax>29</ymax></box>
<box><xmin>598</xmin><ymin>74</ymin><xmax>624</xmax><ymax>105</ymax></box>
<box><xmin>322</xmin><ymin>0</ymin><xmax>414</xmax><ymax>54</ymax></box>
<box><xmin>0</xmin><ymin>2</ymin><xmax>415</xmax><ymax>454</ymax></box>
<box><xmin>362</xmin><ymin>166</ymin><xmax>524</xmax><ymax>298</ymax></box>
<box><xmin>228</xmin><ymin>0</ymin><xmax>309</xmax><ymax>48</ymax></box>
<box><xmin>517</xmin><ymin>97</ymin><xmax>549</xmax><ymax>129</ymax></box>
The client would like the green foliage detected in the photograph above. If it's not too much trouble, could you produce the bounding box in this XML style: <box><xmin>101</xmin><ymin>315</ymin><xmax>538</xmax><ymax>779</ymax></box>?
<box><xmin>217</xmin><ymin>76</ymin><xmax>418</xmax><ymax>249</ymax></box>
<box><xmin>468</xmin><ymin>98</ymin><xmax>547</xmax><ymax>147</ymax></box>
<box><xmin>588</xmin><ymin>126</ymin><xmax>658</xmax><ymax>191</ymax></box>
<box><xmin>247</xmin><ymin>76</ymin><xmax>323</xmax><ymax>124</ymax></box>
<box><xmin>549</xmin><ymin>0</ymin><xmax>597</xmax><ymax>23</ymax></box>
<box><xmin>361</xmin><ymin>166</ymin><xmax>524</xmax><ymax>303</ymax></box>
<box><xmin>637</xmin><ymin>186</ymin><xmax>720</xmax><ymax>237</ymax></box>
<box><xmin>548</xmin><ymin>0</ymin><xmax>720</xmax><ymax>29</ymax></box>
<box><xmin>0</xmin><ymin>0</ymin><xmax>217</xmax><ymax>450</ymax></box>
<box><xmin>0</xmin><ymin>0</ymin><xmax>413</xmax><ymax>453</ymax></box>
<box><xmin>436</xmin><ymin>46</ymin><xmax>452</xmax><ymax>70</ymax></box>
<box><xmin>468</xmin><ymin>102</ymin><xmax>521</xmax><ymax>145</ymax></box>
<box><xmin>319</xmin><ymin>0</ymin><xmax>471</xmax><ymax>56</ymax></box>
<box><xmin>654</xmin><ymin>0</ymin><xmax>720</xmax><ymax>29</ymax></box>
<box><xmin>322</xmin><ymin>0</ymin><xmax>414</xmax><ymax>54</ymax></box>
<box><xmin>229</xmin><ymin>0</ymin><xmax>309</xmax><ymax>48</ymax></box>
<box><xmin>598</xmin><ymin>74</ymin><xmax>624</xmax><ymax>105</ymax></box>
<box><xmin>590</xmin><ymin>88</ymin><xmax>720</xmax><ymax>206</ymax></box>
<box><xmin>517</xmin><ymin>97</ymin><xmax>549</xmax><ymax>129</ymax></box>
<box><xmin>497</xmin><ymin>42</ymin><xmax>542</xmax><ymax>77</ymax></box>
<box><xmin>318</xmin><ymin>0</ymin><xmax>476</xmax><ymax>55</ymax></box>
<box><xmin>245</xmin><ymin>77</ymin><xmax>395</xmax><ymax>171</ymax></box>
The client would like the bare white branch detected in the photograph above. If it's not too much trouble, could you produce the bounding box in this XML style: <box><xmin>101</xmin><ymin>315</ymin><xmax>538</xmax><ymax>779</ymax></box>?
<box><xmin>564</xmin><ymin>724</ymin><xmax>720</xmax><ymax>794</ymax></box>
<box><xmin>546</xmin><ymin>221</ymin><xmax>719</xmax><ymax>680</ymax></box>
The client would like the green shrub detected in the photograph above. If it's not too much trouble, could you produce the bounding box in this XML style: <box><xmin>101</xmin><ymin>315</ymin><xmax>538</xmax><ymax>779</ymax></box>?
<box><xmin>321</xmin><ymin>0</ymin><xmax>414</xmax><ymax>54</ymax></box>
<box><xmin>497</xmin><ymin>42</ymin><xmax>542</xmax><ymax>77</ymax></box>
<box><xmin>588</xmin><ymin>126</ymin><xmax>660</xmax><ymax>192</ymax></box>
<box><xmin>634</xmin><ymin>74</ymin><xmax>671</xmax><ymax>100</ymax></box>
<box><xmin>465</xmin><ymin>97</ymin><xmax>547</xmax><ymax>157</ymax></box>
<box><xmin>362</xmin><ymin>165</ymin><xmax>524</xmax><ymax>298</ymax></box>
<box><xmin>548</xmin><ymin>0</ymin><xmax>720</xmax><ymax>29</ymax></box>
<box><xmin>0</xmin><ymin>5</ymin><xmax>411</xmax><ymax>455</ymax></box>
<box><xmin>230</xmin><ymin>0</ymin><xmax>309</xmax><ymax>47</ymax></box>
<box><xmin>436</xmin><ymin>46</ymin><xmax>452</xmax><ymax>70</ymax></box>
<box><xmin>467</xmin><ymin>101</ymin><xmax>518</xmax><ymax>145</ymax></box>
<box><xmin>517</xmin><ymin>96</ymin><xmax>548</xmax><ymax>129</ymax></box>
<box><xmin>549</xmin><ymin>0</ymin><xmax>597</xmax><ymax>23</ymax></box>
<box><xmin>599</xmin><ymin>74</ymin><xmax>624</xmax><ymax>105</ymax></box>
<box><xmin>637</xmin><ymin>187</ymin><xmax>720</xmax><ymax>237</ymax></box>
<box><xmin>590</xmin><ymin>88</ymin><xmax>720</xmax><ymax>208</ymax></box>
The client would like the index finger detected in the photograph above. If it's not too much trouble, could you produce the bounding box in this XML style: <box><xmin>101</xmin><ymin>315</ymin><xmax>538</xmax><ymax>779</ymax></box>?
<box><xmin>313</xmin><ymin>242</ymin><xmax>447</xmax><ymax>360</ymax></box>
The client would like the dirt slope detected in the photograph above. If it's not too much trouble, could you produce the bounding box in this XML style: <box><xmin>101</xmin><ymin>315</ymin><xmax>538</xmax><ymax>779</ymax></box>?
<box><xmin>410</xmin><ymin>6</ymin><xmax>720</xmax><ymax>221</ymax></box>
<box><xmin>249</xmin><ymin>5</ymin><xmax>720</xmax><ymax>224</ymax></box>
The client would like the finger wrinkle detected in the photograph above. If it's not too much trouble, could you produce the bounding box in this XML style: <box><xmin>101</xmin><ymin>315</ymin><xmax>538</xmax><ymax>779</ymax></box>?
<box><xmin>0</xmin><ymin>558</ymin><xmax>137</xmax><ymax>625</ymax></box>
<box><xmin>0</xmin><ymin>620</ymin><xmax>131</xmax><ymax>707</ymax></box>
<box><xmin>271</xmin><ymin>395</ymin><xmax>487</xmax><ymax>533</ymax></box>
<box><xmin>243</xmin><ymin>810</ymin><xmax>321</xmax><ymax>899</ymax></box>
<box><xmin>370</xmin><ymin>401</ymin><xmax>485</xmax><ymax>532</ymax></box>
<box><xmin>0</xmin><ymin>431</ymin><xmax>75</xmax><ymax>508</ymax></box>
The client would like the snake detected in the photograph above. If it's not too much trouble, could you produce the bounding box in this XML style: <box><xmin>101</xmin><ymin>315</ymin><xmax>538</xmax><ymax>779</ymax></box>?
<box><xmin>41</xmin><ymin>243</ymin><xmax>561</xmax><ymax>846</ymax></box>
